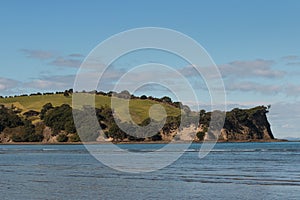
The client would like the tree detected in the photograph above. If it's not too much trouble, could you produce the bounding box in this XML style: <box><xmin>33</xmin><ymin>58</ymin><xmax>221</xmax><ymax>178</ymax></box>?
<box><xmin>200</xmin><ymin>109</ymin><xmax>206</xmax><ymax>118</ymax></box>
<box><xmin>40</xmin><ymin>103</ymin><xmax>53</xmax><ymax>120</ymax></box>
<box><xmin>161</xmin><ymin>96</ymin><xmax>172</xmax><ymax>103</ymax></box>
<box><xmin>57</xmin><ymin>133</ymin><xmax>68</xmax><ymax>142</ymax></box>
<box><xmin>151</xmin><ymin>133</ymin><xmax>162</xmax><ymax>141</ymax></box>
<box><xmin>107</xmin><ymin>123</ymin><xmax>127</xmax><ymax>142</ymax></box>
<box><xmin>69</xmin><ymin>133</ymin><xmax>81</xmax><ymax>142</ymax></box>
<box><xmin>140</xmin><ymin>95</ymin><xmax>147</xmax><ymax>100</ymax></box>
<box><xmin>11</xmin><ymin>120</ymin><xmax>44</xmax><ymax>142</ymax></box>
<box><xmin>0</xmin><ymin>106</ymin><xmax>23</xmax><ymax>132</ymax></box>
<box><xmin>173</xmin><ymin>102</ymin><xmax>183</xmax><ymax>108</ymax></box>
<box><xmin>64</xmin><ymin>121</ymin><xmax>76</xmax><ymax>133</ymax></box>
<box><xmin>43</xmin><ymin>104</ymin><xmax>75</xmax><ymax>135</ymax></box>
<box><xmin>63</xmin><ymin>90</ymin><xmax>69</xmax><ymax>97</ymax></box>
<box><xmin>196</xmin><ymin>131</ymin><xmax>205</xmax><ymax>141</ymax></box>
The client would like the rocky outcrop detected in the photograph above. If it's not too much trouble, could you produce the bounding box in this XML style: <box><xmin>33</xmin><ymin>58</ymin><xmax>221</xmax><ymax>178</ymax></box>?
<box><xmin>197</xmin><ymin>106</ymin><xmax>275</xmax><ymax>142</ymax></box>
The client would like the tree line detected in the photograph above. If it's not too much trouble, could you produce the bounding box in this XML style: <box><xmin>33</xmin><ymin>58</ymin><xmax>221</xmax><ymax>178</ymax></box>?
<box><xmin>0</xmin><ymin>101</ymin><xmax>196</xmax><ymax>143</ymax></box>
<box><xmin>1</xmin><ymin>89</ymin><xmax>183</xmax><ymax>109</ymax></box>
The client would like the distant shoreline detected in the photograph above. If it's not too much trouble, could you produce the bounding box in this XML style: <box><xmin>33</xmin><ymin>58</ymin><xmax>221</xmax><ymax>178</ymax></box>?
<box><xmin>0</xmin><ymin>139</ymin><xmax>290</xmax><ymax>145</ymax></box>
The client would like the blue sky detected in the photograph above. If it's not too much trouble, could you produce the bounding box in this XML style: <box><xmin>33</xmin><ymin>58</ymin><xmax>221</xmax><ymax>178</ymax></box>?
<box><xmin>0</xmin><ymin>0</ymin><xmax>300</xmax><ymax>138</ymax></box>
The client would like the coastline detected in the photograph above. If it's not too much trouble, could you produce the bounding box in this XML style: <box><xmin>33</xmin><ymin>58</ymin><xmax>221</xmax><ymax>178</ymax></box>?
<box><xmin>0</xmin><ymin>139</ymin><xmax>290</xmax><ymax>145</ymax></box>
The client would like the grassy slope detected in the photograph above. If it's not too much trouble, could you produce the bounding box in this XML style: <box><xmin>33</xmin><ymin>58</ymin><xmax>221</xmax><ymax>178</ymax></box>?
<box><xmin>0</xmin><ymin>94</ymin><xmax>180</xmax><ymax>124</ymax></box>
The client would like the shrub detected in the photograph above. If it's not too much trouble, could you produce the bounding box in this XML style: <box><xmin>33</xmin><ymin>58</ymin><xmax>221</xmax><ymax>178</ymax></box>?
<box><xmin>140</xmin><ymin>95</ymin><xmax>147</xmax><ymax>100</ymax></box>
<box><xmin>196</xmin><ymin>131</ymin><xmax>205</xmax><ymax>141</ymax></box>
<box><xmin>57</xmin><ymin>133</ymin><xmax>68</xmax><ymax>142</ymax></box>
<box><xmin>69</xmin><ymin>133</ymin><xmax>81</xmax><ymax>142</ymax></box>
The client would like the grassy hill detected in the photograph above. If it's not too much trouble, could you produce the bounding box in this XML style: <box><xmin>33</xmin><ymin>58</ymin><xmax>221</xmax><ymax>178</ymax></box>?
<box><xmin>0</xmin><ymin>94</ymin><xmax>181</xmax><ymax>124</ymax></box>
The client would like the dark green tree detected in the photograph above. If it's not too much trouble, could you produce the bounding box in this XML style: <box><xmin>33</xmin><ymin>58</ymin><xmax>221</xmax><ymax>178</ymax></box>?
<box><xmin>57</xmin><ymin>133</ymin><xmax>68</xmax><ymax>142</ymax></box>
<box><xmin>0</xmin><ymin>106</ymin><xmax>23</xmax><ymax>132</ymax></box>
<box><xmin>63</xmin><ymin>90</ymin><xmax>69</xmax><ymax>97</ymax></box>
<box><xmin>140</xmin><ymin>95</ymin><xmax>147</xmax><ymax>100</ymax></box>
<box><xmin>40</xmin><ymin>103</ymin><xmax>53</xmax><ymax>120</ymax></box>
<box><xmin>161</xmin><ymin>96</ymin><xmax>172</xmax><ymax>103</ymax></box>
<box><xmin>43</xmin><ymin>104</ymin><xmax>75</xmax><ymax>135</ymax></box>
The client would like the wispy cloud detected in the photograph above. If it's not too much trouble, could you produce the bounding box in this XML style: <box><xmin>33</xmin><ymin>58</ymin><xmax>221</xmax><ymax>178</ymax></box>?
<box><xmin>224</xmin><ymin>80</ymin><xmax>300</xmax><ymax>97</ymax></box>
<box><xmin>179</xmin><ymin>65</ymin><xmax>219</xmax><ymax>79</ymax></box>
<box><xmin>281</xmin><ymin>55</ymin><xmax>300</xmax><ymax>61</ymax></box>
<box><xmin>0</xmin><ymin>77</ymin><xmax>19</xmax><ymax>94</ymax></box>
<box><xmin>219</xmin><ymin>59</ymin><xmax>285</xmax><ymax>78</ymax></box>
<box><xmin>24</xmin><ymin>70</ymin><xmax>122</xmax><ymax>92</ymax></box>
<box><xmin>25</xmin><ymin>75</ymin><xmax>75</xmax><ymax>90</ymax></box>
<box><xmin>68</xmin><ymin>53</ymin><xmax>85</xmax><ymax>58</ymax></box>
<box><xmin>226</xmin><ymin>81</ymin><xmax>282</xmax><ymax>94</ymax></box>
<box><xmin>286</xmin><ymin>62</ymin><xmax>300</xmax><ymax>66</ymax></box>
<box><xmin>20</xmin><ymin>49</ymin><xmax>85</xmax><ymax>68</ymax></box>
<box><xmin>49</xmin><ymin>57</ymin><xmax>82</xmax><ymax>68</ymax></box>
<box><xmin>20</xmin><ymin>49</ymin><xmax>55</xmax><ymax>60</ymax></box>
<box><xmin>179</xmin><ymin>59</ymin><xmax>285</xmax><ymax>80</ymax></box>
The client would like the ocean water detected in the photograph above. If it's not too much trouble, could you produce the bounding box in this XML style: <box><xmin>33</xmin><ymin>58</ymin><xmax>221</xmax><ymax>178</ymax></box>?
<box><xmin>0</xmin><ymin>142</ymin><xmax>299</xmax><ymax>200</ymax></box>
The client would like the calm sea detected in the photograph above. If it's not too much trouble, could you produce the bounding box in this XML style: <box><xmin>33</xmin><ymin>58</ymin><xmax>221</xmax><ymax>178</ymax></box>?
<box><xmin>0</xmin><ymin>142</ymin><xmax>299</xmax><ymax>200</ymax></box>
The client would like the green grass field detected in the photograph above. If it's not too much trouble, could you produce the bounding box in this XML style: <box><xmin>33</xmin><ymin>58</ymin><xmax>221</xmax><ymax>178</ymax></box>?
<box><xmin>0</xmin><ymin>94</ymin><xmax>180</xmax><ymax>124</ymax></box>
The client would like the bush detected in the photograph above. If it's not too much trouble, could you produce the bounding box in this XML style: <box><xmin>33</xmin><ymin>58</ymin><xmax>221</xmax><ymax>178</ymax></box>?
<box><xmin>43</xmin><ymin>104</ymin><xmax>76</xmax><ymax>135</ymax></box>
<box><xmin>196</xmin><ymin>131</ymin><xmax>205</xmax><ymax>141</ymax></box>
<box><xmin>151</xmin><ymin>133</ymin><xmax>162</xmax><ymax>141</ymax></box>
<box><xmin>0</xmin><ymin>106</ymin><xmax>23</xmax><ymax>132</ymax></box>
<box><xmin>10</xmin><ymin>121</ymin><xmax>44</xmax><ymax>142</ymax></box>
<box><xmin>64</xmin><ymin>121</ymin><xmax>76</xmax><ymax>133</ymax></box>
<box><xmin>69</xmin><ymin>133</ymin><xmax>81</xmax><ymax>142</ymax></box>
<box><xmin>57</xmin><ymin>133</ymin><xmax>68</xmax><ymax>142</ymax></box>
<box><xmin>40</xmin><ymin>103</ymin><xmax>53</xmax><ymax>120</ymax></box>
<box><xmin>140</xmin><ymin>95</ymin><xmax>147</xmax><ymax>100</ymax></box>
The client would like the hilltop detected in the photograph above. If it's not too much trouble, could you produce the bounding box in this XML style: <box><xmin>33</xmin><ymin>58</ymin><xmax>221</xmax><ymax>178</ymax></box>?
<box><xmin>0</xmin><ymin>90</ymin><xmax>276</xmax><ymax>143</ymax></box>
<box><xmin>0</xmin><ymin>91</ymin><xmax>180</xmax><ymax>124</ymax></box>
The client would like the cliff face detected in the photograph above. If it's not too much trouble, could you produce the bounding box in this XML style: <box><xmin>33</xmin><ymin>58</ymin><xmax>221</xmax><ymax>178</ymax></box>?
<box><xmin>198</xmin><ymin>106</ymin><xmax>275</xmax><ymax>141</ymax></box>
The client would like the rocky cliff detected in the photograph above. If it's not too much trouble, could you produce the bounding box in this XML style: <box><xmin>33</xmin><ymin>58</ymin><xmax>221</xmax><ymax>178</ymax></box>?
<box><xmin>196</xmin><ymin>106</ymin><xmax>275</xmax><ymax>142</ymax></box>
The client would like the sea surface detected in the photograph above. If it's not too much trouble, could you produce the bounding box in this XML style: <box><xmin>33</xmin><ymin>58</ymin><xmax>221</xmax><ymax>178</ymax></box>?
<box><xmin>0</xmin><ymin>142</ymin><xmax>299</xmax><ymax>200</ymax></box>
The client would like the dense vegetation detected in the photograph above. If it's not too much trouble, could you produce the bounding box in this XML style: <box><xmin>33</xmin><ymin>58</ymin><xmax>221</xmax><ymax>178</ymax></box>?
<box><xmin>0</xmin><ymin>105</ymin><xmax>44</xmax><ymax>142</ymax></box>
<box><xmin>198</xmin><ymin>105</ymin><xmax>274</xmax><ymax>140</ymax></box>
<box><xmin>0</xmin><ymin>90</ymin><xmax>274</xmax><ymax>143</ymax></box>
<box><xmin>0</xmin><ymin>90</ymin><xmax>185</xmax><ymax>142</ymax></box>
